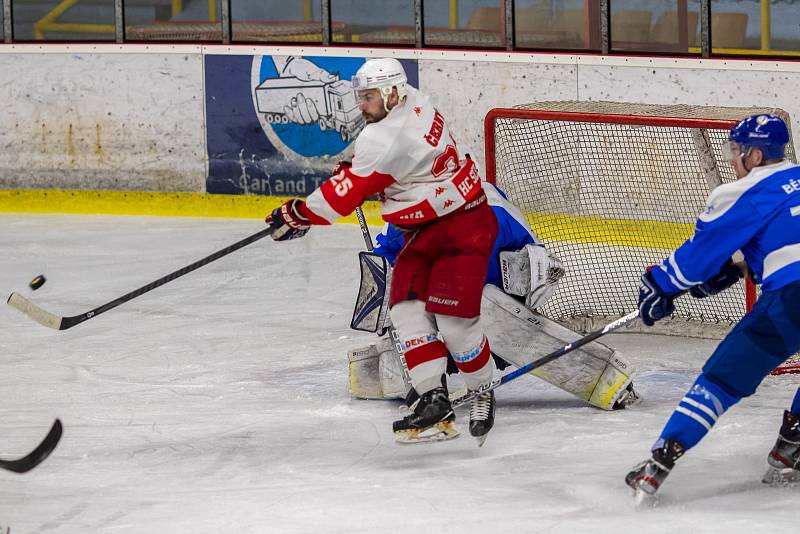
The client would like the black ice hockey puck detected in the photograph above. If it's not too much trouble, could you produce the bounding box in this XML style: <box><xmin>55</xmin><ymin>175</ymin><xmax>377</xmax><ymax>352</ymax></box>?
<box><xmin>29</xmin><ymin>274</ymin><xmax>46</xmax><ymax>290</ymax></box>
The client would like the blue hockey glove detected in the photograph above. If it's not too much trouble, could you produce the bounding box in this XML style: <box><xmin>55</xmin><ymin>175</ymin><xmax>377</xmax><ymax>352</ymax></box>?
<box><xmin>266</xmin><ymin>199</ymin><xmax>311</xmax><ymax>241</ymax></box>
<box><xmin>638</xmin><ymin>269</ymin><xmax>676</xmax><ymax>327</ymax></box>
<box><xmin>689</xmin><ymin>260</ymin><xmax>744</xmax><ymax>299</ymax></box>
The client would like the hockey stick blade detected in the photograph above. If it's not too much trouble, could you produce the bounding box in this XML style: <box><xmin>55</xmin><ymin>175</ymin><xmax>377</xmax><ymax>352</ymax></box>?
<box><xmin>6</xmin><ymin>226</ymin><xmax>275</xmax><ymax>330</ymax></box>
<box><xmin>451</xmin><ymin>310</ymin><xmax>640</xmax><ymax>408</ymax></box>
<box><xmin>7</xmin><ymin>292</ymin><xmax>65</xmax><ymax>329</ymax></box>
<box><xmin>0</xmin><ymin>419</ymin><xmax>62</xmax><ymax>473</ymax></box>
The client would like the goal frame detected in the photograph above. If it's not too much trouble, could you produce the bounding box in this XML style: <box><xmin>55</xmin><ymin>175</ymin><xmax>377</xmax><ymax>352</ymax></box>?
<box><xmin>483</xmin><ymin>106</ymin><xmax>798</xmax><ymax>375</ymax></box>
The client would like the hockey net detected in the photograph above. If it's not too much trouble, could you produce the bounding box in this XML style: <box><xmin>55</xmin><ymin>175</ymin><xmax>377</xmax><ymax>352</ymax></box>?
<box><xmin>485</xmin><ymin>101</ymin><xmax>799</xmax><ymax>374</ymax></box>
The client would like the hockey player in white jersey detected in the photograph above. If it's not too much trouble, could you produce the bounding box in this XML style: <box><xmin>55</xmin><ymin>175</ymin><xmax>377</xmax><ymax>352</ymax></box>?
<box><xmin>265</xmin><ymin>58</ymin><xmax>499</xmax><ymax>445</ymax></box>
<box><xmin>348</xmin><ymin>181</ymin><xmax>640</xmax><ymax>413</ymax></box>
<box><xmin>626</xmin><ymin>114</ymin><xmax>800</xmax><ymax>502</ymax></box>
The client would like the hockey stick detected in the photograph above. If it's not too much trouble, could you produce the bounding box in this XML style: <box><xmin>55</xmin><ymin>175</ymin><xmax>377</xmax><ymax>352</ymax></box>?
<box><xmin>354</xmin><ymin>206</ymin><xmax>375</xmax><ymax>252</ymax></box>
<box><xmin>450</xmin><ymin>310</ymin><xmax>641</xmax><ymax>408</ymax></box>
<box><xmin>7</xmin><ymin>226</ymin><xmax>275</xmax><ymax>330</ymax></box>
<box><xmin>0</xmin><ymin>419</ymin><xmax>62</xmax><ymax>473</ymax></box>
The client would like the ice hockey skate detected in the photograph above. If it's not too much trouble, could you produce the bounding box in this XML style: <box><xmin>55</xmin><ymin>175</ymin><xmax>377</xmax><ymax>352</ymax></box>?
<box><xmin>625</xmin><ymin>439</ymin><xmax>685</xmax><ymax>506</ymax></box>
<box><xmin>762</xmin><ymin>410</ymin><xmax>800</xmax><ymax>485</ymax></box>
<box><xmin>393</xmin><ymin>386</ymin><xmax>459</xmax><ymax>444</ymax></box>
<box><xmin>469</xmin><ymin>390</ymin><xmax>496</xmax><ymax>447</ymax></box>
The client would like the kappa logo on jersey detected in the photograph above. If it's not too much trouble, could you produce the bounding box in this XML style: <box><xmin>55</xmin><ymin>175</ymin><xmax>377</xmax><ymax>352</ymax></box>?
<box><xmin>414</xmin><ymin>106</ymin><xmax>422</xmax><ymax>116</ymax></box>
<box><xmin>443</xmin><ymin>199</ymin><xmax>455</xmax><ymax>209</ymax></box>
<box><xmin>434</xmin><ymin>186</ymin><xmax>446</xmax><ymax>196</ymax></box>
<box><xmin>424</xmin><ymin>110</ymin><xmax>446</xmax><ymax>148</ymax></box>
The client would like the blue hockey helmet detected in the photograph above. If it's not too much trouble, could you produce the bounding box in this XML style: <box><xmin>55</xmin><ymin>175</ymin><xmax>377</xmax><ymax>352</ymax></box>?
<box><xmin>727</xmin><ymin>114</ymin><xmax>790</xmax><ymax>160</ymax></box>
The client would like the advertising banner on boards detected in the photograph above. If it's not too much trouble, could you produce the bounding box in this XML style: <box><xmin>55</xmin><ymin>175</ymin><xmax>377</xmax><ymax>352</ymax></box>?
<box><xmin>205</xmin><ymin>54</ymin><xmax>419</xmax><ymax>196</ymax></box>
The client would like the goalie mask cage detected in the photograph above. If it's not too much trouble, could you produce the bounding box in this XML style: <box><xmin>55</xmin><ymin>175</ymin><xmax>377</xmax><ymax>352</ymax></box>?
<box><xmin>485</xmin><ymin>101</ymin><xmax>799</xmax><ymax>375</ymax></box>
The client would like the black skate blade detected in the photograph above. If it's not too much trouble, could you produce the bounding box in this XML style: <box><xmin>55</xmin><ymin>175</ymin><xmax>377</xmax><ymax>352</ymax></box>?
<box><xmin>394</xmin><ymin>421</ymin><xmax>460</xmax><ymax>445</ymax></box>
<box><xmin>475</xmin><ymin>434</ymin><xmax>489</xmax><ymax>448</ymax></box>
<box><xmin>762</xmin><ymin>466</ymin><xmax>800</xmax><ymax>486</ymax></box>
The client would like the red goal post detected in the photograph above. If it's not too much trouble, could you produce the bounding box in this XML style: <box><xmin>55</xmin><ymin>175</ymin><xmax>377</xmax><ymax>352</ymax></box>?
<box><xmin>483</xmin><ymin>102</ymin><xmax>799</xmax><ymax>374</ymax></box>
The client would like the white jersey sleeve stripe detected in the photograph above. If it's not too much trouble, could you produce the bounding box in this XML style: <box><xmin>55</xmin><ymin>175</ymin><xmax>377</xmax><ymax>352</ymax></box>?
<box><xmin>658</xmin><ymin>264</ymin><xmax>689</xmax><ymax>291</ymax></box>
<box><xmin>668</xmin><ymin>254</ymin><xmax>700</xmax><ymax>287</ymax></box>
<box><xmin>762</xmin><ymin>243</ymin><xmax>800</xmax><ymax>279</ymax></box>
<box><xmin>305</xmin><ymin>189</ymin><xmax>346</xmax><ymax>223</ymax></box>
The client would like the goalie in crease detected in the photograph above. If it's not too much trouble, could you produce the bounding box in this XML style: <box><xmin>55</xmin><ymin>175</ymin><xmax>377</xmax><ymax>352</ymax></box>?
<box><xmin>348</xmin><ymin>180</ymin><xmax>641</xmax><ymax>414</ymax></box>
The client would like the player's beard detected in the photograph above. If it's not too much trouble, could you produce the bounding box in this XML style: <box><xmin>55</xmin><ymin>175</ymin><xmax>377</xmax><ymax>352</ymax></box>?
<box><xmin>362</xmin><ymin>109</ymin><xmax>387</xmax><ymax>124</ymax></box>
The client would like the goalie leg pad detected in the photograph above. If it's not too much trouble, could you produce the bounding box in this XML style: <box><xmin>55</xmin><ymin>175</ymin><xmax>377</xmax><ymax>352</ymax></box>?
<box><xmin>348</xmin><ymin>337</ymin><xmax>412</xmax><ymax>400</ymax></box>
<box><xmin>480</xmin><ymin>285</ymin><xmax>635</xmax><ymax>410</ymax></box>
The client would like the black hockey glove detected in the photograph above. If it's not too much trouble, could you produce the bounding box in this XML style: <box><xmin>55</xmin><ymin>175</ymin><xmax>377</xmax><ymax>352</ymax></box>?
<box><xmin>638</xmin><ymin>269</ymin><xmax>676</xmax><ymax>327</ymax></box>
<box><xmin>689</xmin><ymin>260</ymin><xmax>744</xmax><ymax>299</ymax></box>
<box><xmin>266</xmin><ymin>199</ymin><xmax>311</xmax><ymax>241</ymax></box>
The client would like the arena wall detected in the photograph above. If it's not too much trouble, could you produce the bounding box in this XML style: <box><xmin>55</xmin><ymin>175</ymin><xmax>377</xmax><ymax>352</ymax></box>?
<box><xmin>1</xmin><ymin>44</ymin><xmax>799</xmax><ymax>220</ymax></box>
<box><xmin>0</xmin><ymin>46</ymin><xmax>206</xmax><ymax>193</ymax></box>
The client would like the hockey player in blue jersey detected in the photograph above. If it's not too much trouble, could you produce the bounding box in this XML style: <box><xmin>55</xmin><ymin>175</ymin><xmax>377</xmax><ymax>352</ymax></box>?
<box><xmin>626</xmin><ymin>114</ymin><xmax>800</xmax><ymax>500</ymax></box>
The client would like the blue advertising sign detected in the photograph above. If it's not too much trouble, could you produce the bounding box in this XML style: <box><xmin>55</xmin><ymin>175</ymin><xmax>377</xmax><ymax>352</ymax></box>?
<box><xmin>205</xmin><ymin>55</ymin><xmax>419</xmax><ymax>196</ymax></box>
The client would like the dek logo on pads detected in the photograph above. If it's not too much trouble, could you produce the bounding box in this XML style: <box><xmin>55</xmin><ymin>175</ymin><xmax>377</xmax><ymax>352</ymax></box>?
<box><xmin>250</xmin><ymin>56</ymin><xmax>366</xmax><ymax>168</ymax></box>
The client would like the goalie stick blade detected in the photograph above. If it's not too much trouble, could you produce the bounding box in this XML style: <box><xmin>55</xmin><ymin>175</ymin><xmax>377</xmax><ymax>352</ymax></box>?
<box><xmin>0</xmin><ymin>419</ymin><xmax>62</xmax><ymax>473</ymax></box>
<box><xmin>7</xmin><ymin>293</ymin><xmax>65</xmax><ymax>330</ymax></box>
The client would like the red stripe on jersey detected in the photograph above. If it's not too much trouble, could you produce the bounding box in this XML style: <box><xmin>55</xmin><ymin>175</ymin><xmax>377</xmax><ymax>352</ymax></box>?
<box><xmin>384</xmin><ymin>200</ymin><xmax>439</xmax><ymax>226</ymax></box>
<box><xmin>452</xmin><ymin>337</ymin><xmax>491</xmax><ymax>374</ymax></box>
<box><xmin>404</xmin><ymin>339</ymin><xmax>448</xmax><ymax>370</ymax></box>
<box><xmin>314</xmin><ymin>168</ymin><xmax>395</xmax><ymax>220</ymax></box>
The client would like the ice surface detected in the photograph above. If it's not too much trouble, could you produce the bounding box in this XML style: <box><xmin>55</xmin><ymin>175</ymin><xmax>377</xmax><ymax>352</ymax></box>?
<box><xmin>0</xmin><ymin>214</ymin><xmax>797</xmax><ymax>533</ymax></box>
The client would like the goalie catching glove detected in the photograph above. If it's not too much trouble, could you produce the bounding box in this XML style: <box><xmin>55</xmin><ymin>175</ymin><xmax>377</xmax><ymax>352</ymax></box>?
<box><xmin>266</xmin><ymin>198</ymin><xmax>311</xmax><ymax>241</ymax></box>
<box><xmin>499</xmin><ymin>244</ymin><xmax>565</xmax><ymax>310</ymax></box>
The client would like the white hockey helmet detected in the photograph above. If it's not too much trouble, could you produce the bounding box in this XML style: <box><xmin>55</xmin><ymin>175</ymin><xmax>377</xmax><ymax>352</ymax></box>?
<box><xmin>351</xmin><ymin>58</ymin><xmax>408</xmax><ymax>111</ymax></box>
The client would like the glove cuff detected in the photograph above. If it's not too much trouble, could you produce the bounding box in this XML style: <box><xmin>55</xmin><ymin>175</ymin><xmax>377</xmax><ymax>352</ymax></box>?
<box><xmin>281</xmin><ymin>200</ymin><xmax>311</xmax><ymax>229</ymax></box>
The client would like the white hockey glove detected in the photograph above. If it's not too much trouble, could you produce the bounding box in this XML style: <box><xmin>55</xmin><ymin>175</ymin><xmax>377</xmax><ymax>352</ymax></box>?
<box><xmin>499</xmin><ymin>244</ymin><xmax>565</xmax><ymax>310</ymax></box>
